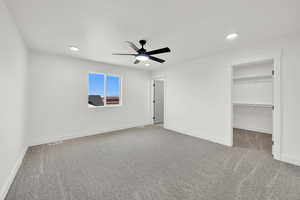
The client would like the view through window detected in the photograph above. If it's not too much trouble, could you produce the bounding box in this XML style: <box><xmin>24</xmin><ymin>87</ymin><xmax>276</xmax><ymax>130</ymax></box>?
<box><xmin>88</xmin><ymin>73</ymin><xmax>121</xmax><ymax>107</ymax></box>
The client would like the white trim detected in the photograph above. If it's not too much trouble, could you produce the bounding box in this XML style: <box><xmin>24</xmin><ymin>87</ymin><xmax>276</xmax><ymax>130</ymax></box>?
<box><xmin>232</xmin><ymin>102</ymin><xmax>273</xmax><ymax>108</ymax></box>
<box><xmin>272</xmin><ymin>50</ymin><xmax>283</xmax><ymax>160</ymax></box>
<box><xmin>233</xmin><ymin>126</ymin><xmax>272</xmax><ymax>134</ymax></box>
<box><xmin>29</xmin><ymin>123</ymin><xmax>152</xmax><ymax>147</ymax></box>
<box><xmin>0</xmin><ymin>146</ymin><xmax>28</xmax><ymax>200</ymax></box>
<box><xmin>151</xmin><ymin>74</ymin><xmax>165</xmax><ymax>80</ymax></box>
<box><xmin>229</xmin><ymin>66</ymin><xmax>234</xmax><ymax>146</ymax></box>
<box><xmin>164</xmin><ymin>125</ymin><xmax>231</xmax><ymax>147</ymax></box>
<box><xmin>233</xmin><ymin>74</ymin><xmax>273</xmax><ymax>82</ymax></box>
<box><xmin>88</xmin><ymin>104</ymin><xmax>122</xmax><ymax>109</ymax></box>
<box><xmin>281</xmin><ymin>154</ymin><xmax>300</xmax><ymax>167</ymax></box>
<box><xmin>233</xmin><ymin>58</ymin><xmax>274</xmax><ymax>68</ymax></box>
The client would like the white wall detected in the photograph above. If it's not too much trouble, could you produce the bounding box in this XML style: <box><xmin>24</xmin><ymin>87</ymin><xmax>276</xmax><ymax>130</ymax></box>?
<box><xmin>233</xmin><ymin>106</ymin><xmax>273</xmax><ymax>134</ymax></box>
<box><xmin>156</xmin><ymin>58</ymin><xmax>233</xmax><ymax>145</ymax></box>
<box><xmin>0</xmin><ymin>0</ymin><xmax>28</xmax><ymax>198</ymax></box>
<box><xmin>280</xmin><ymin>39</ymin><xmax>300</xmax><ymax>165</ymax></box>
<box><xmin>153</xmin><ymin>35</ymin><xmax>300</xmax><ymax>166</ymax></box>
<box><xmin>27</xmin><ymin>51</ymin><xmax>152</xmax><ymax>145</ymax></box>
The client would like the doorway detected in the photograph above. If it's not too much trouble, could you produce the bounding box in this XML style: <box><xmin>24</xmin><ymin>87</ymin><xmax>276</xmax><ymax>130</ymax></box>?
<box><xmin>153</xmin><ymin>80</ymin><xmax>164</xmax><ymax>125</ymax></box>
<box><xmin>231</xmin><ymin>58</ymin><xmax>280</xmax><ymax>157</ymax></box>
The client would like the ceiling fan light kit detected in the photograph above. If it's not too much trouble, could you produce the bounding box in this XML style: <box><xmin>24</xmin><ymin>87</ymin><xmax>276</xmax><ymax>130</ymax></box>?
<box><xmin>136</xmin><ymin>54</ymin><xmax>149</xmax><ymax>61</ymax></box>
<box><xmin>113</xmin><ymin>40</ymin><xmax>171</xmax><ymax>64</ymax></box>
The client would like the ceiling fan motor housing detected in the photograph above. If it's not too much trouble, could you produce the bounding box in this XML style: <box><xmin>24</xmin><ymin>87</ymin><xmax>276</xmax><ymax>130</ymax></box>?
<box><xmin>139</xmin><ymin>40</ymin><xmax>147</xmax><ymax>52</ymax></box>
<box><xmin>113</xmin><ymin>39</ymin><xmax>170</xmax><ymax>64</ymax></box>
<box><xmin>139</xmin><ymin>40</ymin><xmax>147</xmax><ymax>46</ymax></box>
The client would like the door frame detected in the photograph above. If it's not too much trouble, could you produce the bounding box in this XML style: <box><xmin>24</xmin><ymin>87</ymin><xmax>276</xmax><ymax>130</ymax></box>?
<box><xmin>151</xmin><ymin>77</ymin><xmax>166</xmax><ymax>126</ymax></box>
<box><xmin>229</xmin><ymin>52</ymin><xmax>282</xmax><ymax>160</ymax></box>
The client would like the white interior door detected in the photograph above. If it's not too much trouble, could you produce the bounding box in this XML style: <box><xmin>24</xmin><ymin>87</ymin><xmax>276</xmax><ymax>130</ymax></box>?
<box><xmin>153</xmin><ymin>80</ymin><xmax>164</xmax><ymax>124</ymax></box>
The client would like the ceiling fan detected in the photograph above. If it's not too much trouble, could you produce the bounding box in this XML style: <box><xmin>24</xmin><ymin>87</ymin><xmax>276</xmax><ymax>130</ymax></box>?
<box><xmin>113</xmin><ymin>40</ymin><xmax>171</xmax><ymax>64</ymax></box>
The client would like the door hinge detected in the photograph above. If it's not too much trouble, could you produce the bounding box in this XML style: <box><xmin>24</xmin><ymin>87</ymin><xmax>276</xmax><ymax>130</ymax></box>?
<box><xmin>153</xmin><ymin>83</ymin><xmax>155</xmax><ymax>87</ymax></box>
<box><xmin>272</xmin><ymin>70</ymin><xmax>275</xmax><ymax>76</ymax></box>
<box><xmin>153</xmin><ymin>100</ymin><xmax>155</xmax><ymax>103</ymax></box>
<box><xmin>152</xmin><ymin>116</ymin><xmax>156</xmax><ymax>120</ymax></box>
<box><xmin>272</xmin><ymin>105</ymin><xmax>274</xmax><ymax>110</ymax></box>
<box><xmin>272</xmin><ymin>140</ymin><xmax>274</xmax><ymax>145</ymax></box>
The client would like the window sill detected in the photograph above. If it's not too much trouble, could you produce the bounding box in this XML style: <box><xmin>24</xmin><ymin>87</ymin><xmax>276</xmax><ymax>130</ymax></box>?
<box><xmin>88</xmin><ymin>104</ymin><xmax>122</xmax><ymax>109</ymax></box>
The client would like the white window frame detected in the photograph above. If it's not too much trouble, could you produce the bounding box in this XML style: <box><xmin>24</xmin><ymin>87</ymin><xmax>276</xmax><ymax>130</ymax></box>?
<box><xmin>88</xmin><ymin>72</ymin><xmax>122</xmax><ymax>108</ymax></box>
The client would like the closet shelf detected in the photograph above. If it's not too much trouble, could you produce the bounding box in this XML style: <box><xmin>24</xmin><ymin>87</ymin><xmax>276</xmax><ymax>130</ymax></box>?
<box><xmin>232</xmin><ymin>102</ymin><xmax>273</xmax><ymax>108</ymax></box>
<box><xmin>233</xmin><ymin>74</ymin><xmax>273</xmax><ymax>81</ymax></box>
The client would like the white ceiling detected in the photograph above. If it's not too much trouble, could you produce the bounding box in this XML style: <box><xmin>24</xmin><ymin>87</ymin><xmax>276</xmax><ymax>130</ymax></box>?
<box><xmin>5</xmin><ymin>0</ymin><xmax>300</xmax><ymax>69</ymax></box>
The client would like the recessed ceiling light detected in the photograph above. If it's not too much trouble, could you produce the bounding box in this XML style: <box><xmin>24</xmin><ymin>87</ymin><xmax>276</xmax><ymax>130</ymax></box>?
<box><xmin>69</xmin><ymin>46</ymin><xmax>80</xmax><ymax>52</ymax></box>
<box><xmin>145</xmin><ymin>63</ymin><xmax>150</xmax><ymax>66</ymax></box>
<box><xmin>226</xmin><ymin>33</ymin><xmax>239</xmax><ymax>40</ymax></box>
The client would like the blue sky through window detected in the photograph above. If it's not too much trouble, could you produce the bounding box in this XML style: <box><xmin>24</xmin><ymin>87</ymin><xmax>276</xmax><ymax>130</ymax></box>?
<box><xmin>88</xmin><ymin>73</ymin><xmax>120</xmax><ymax>97</ymax></box>
<box><xmin>106</xmin><ymin>76</ymin><xmax>120</xmax><ymax>97</ymax></box>
<box><xmin>88</xmin><ymin>73</ymin><xmax>104</xmax><ymax>96</ymax></box>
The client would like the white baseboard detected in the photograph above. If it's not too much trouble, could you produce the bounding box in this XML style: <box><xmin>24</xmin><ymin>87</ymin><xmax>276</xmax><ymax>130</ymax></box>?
<box><xmin>0</xmin><ymin>146</ymin><xmax>28</xmax><ymax>200</ymax></box>
<box><xmin>281</xmin><ymin>154</ymin><xmax>300</xmax><ymax>167</ymax></box>
<box><xmin>30</xmin><ymin>122</ymin><xmax>152</xmax><ymax>147</ymax></box>
<box><xmin>233</xmin><ymin>126</ymin><xmax>272</xmax><ymax>134</ymax></box>
<box><xmin>164</xmin><ymin>125</ymin><xmax>231</xmax><ymax>147</ymax></box>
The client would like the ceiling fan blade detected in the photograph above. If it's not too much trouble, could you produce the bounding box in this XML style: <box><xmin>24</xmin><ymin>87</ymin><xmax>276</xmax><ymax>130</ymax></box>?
<box><xmin>112</xmin><ymin>53</ymin><xmax>136</xmax><ymax>56</ymax></box>
<box><xmin>125</xmin><ymin>41</ymin><xmax>140</xmax><ymax>52</ymax></box>
<box><xmin>134</xmin><ymin>60</ymin><xmax>140</xmax><ymax>64</ymax></box>
<box><xmin>147</xmin><ymin>47</ymin><xmax>170</xmax><ymax>55</ymax></box>
<box><xmin>149</xmin><ymin>56</ymin><xmax>165</xmax><ymax>63</ymax></box>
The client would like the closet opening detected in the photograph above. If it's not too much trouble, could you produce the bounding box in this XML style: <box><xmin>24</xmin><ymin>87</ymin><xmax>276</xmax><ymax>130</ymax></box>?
<box><xmin>231</xmin><ymin>59</ymin><xmax>276</xmax><ymax>156</ymax></box>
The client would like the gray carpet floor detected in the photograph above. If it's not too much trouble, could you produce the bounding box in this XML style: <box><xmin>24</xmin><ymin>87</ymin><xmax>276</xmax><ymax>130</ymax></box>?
<box><xmin>233</xmin><ymin>128</ymin><xmax>273</xmax><ymax>153</ymax></box>
<box><xmin>5</xmin><ymin>126</ymin><xmax>300</xmax><ymax>200</ymax></box>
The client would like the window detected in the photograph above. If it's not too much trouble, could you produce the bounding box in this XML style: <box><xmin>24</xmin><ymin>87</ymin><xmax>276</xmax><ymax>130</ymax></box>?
<box><xmin>88</xmin><ymin>73</ymin><xmax>121</xmax><ymax>107</ymax></box>
<box><xmin>106</xmin><ymin>75</ymin><xmax>121</xmax><ymax>105</ymax></box>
